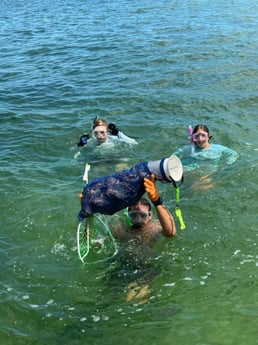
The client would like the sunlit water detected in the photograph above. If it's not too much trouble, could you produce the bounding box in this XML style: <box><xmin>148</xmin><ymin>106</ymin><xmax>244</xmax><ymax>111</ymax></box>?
<box><xmin>1</xmin><ymin>0</ymin><xmax>258</xmax><ymax>344</ymax></box>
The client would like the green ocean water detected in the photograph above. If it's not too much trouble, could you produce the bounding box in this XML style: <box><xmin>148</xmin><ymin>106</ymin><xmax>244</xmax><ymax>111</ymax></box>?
<box><xmin>1</xmin><ymin>0</ymin><xmax>258</xmax><ymax>344</ymax></box>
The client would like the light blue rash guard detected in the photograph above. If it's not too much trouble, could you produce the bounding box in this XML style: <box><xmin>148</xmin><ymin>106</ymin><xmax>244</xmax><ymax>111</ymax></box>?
<box><xmin>92</xmin><ymin>131</ymin><xmax>138</xmax><ymax>147</ymax></box>
<box><xmin>173</xmin><ymin>144</ymin><xmax>238</xmax><ymax>173</ymax></box>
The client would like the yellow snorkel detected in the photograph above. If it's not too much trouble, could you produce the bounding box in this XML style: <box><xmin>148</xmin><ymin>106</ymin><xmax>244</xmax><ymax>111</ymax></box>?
<box><xmin>175</xmin><ymin>186</ymin><xmax>186</xmax><ymax>230</ymax></box>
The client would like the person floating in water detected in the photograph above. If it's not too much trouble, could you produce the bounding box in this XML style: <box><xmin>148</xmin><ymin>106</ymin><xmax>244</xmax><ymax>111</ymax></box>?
<box><xmin>173</xmin><ymin>124</ymin><xmax>238</xmax><ymax>174</ymax></box>
<box><xmin>173</xmin><ymin>124</ymin><xmax>238</xmax><ymax>191</ymax></box>
<box><xmin>74</xmin><ymin>118</ymin><xmax>138</xmax><ymax>171</ymax></box>
<box><xmin>109</xmin><ymin>178</ymin><xmax>177</xmax><ymax>305</ymax></box>
<box><xmin>77</xmin><ymin>118</ymin><xmax>138</xmax><ymax>148</ymax></box>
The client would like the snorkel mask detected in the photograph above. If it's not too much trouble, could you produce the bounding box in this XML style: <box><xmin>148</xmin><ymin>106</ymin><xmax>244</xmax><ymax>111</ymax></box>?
<box><xmin>128</xmin><ymin>210</ymin><xmax>151</xmax><ymax>227</ymax></box>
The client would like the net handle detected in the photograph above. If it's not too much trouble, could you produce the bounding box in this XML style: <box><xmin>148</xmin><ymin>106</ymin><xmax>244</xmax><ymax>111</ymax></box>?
<box><xmin>77</xmin><ymin>221</ymin><xmax>90</xmax><ymax>263</ymax></box>
<box><xmin>77</xmin><ymin>163</ymin><xmax>91</xmax><ymax>263</ymax></box>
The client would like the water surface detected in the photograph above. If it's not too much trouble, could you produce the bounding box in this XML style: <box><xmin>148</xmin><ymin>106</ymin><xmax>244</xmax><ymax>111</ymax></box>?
<box><xmin>1</xmin><ymin>0</ymin><xmax>258</xmax><ymax>344</ymax></box>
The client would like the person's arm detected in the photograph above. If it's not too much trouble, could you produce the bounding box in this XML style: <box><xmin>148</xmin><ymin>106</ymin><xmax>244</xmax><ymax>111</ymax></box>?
<box><xmin>223</xmin><ymin>146</ymin><xmax>238</xmax><ymax>165</ymax></box>
<box><xmin>117</xmin><ymin>131</ymin><xmax>138</xmax><ymax>145</ymax></box>
<box><xmin>144</xmin><ymin>174</ymin><xmax>176</xmax><ymax>237</ymax></box>
<box><xmin>108</xmin><ymin>123</ymin><xmax>138</xmax><ymax>145</ymax></box>
<box><xmin>154</xmin><ymin>203</ymin><xmax>177</xmax><ymax>237</ymax></box>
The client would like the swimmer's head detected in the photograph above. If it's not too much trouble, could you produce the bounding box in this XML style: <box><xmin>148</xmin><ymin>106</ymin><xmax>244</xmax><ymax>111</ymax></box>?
<box><xmin>92</xmin><ymin>119</ymin><xmax>109</xmax><ymax>143</ymax></box>
<box><xmin>128</xmin><ymin>198</ymin><xmax>152</xmax><ymax>227</ymax></box>
<box><xmin>192</xmin><ymin>124</ymin><xmax>212</xmax><ymax>149</ymax></box>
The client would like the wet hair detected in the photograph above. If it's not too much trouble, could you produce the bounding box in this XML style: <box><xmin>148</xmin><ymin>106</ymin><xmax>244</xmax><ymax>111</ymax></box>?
<box><xmin>92</xmin><ymin>118</ymin><xmax>108</xmax><ymax>130</ymax></box>
<box><xmin>128</xmin><ymin>197</ymin><xmax>151</xmax><ymax>212</ymax></box>
<box><xmin>193</xmin><ymin>124</ymin><xmax>212</xmax><ymax>140</ymax></box>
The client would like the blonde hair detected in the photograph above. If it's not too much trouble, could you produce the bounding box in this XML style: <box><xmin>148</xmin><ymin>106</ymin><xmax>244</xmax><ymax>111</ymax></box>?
<box><xmin>92</xmin><ymin>119</ymin><xmax>108</xmax><ymax>130</ymax></box>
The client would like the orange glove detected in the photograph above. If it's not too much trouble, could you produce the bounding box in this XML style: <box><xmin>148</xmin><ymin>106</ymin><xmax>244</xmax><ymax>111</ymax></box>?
<box><xmin>144</xmin><ymin>174</ymin><xmax>160</xmax><ymax>202</ymax></box>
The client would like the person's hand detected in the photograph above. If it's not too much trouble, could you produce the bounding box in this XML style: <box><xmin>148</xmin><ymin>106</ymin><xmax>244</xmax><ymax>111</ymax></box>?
<box><xmin>144</xmin><ymin>174</ymin><xmax>160</xmax><ymax>202</ymax></box>
<box><xmin>77</xmin><ymin>133</ymin><xmax>90</xmax><ymax>147</ymax></box>
<box><xmin>108</xmin><ymin>123</ymin><xmax>119</xmax><ymax>136</ymax></box>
